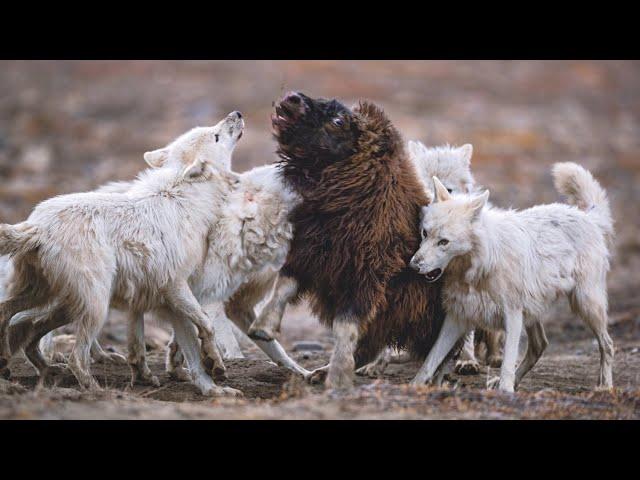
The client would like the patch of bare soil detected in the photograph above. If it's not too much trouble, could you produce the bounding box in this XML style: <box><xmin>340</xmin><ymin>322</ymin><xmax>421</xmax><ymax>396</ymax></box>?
<box><xmin>1</xmin><ymin>332</ymin><xmax>638</xmax><ymax>419</ymax></box>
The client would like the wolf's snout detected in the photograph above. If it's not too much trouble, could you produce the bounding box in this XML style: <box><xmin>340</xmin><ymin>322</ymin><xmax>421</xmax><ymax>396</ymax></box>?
<box><xmin>409</xmin><ymin>256</ymin><xmax>421</xmax><ymax>271</ymax></box>
<box><xmin>226</xmin><ymin>111</ymin><xmax>243</xmax><ymax>122</ymax></box>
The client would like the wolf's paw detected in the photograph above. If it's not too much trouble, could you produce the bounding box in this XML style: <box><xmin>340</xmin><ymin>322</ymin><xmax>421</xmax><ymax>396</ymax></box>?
<box><xmin>168</xmin><ymin>367</ymin><xmax>192</xmax><ymax>383</ymax></box>
<box><xmin>37</xmin><ymin>364</ymin><xmax>68</xmax><ymax>389</ymax></box>
<box><xmin>51</xmin><ymin>352</ymin><xmax>68</xmax><ymax>364</ymax></box>
<box><xmin>487</xmin><ymin>355</ymin><xmax>503</xmax><ymax>369</ymax></box>
<box><xmin>131</xmin><ymin>370</ymin><xmax>161</xmax><ymax>388</ymax></box>
<box><xmin>595</xmin><ymin>384</ymin><xmax>614</xmax><ymax>393</ymax></box>
<box><xmin>94</xmin><ymin>351</ymin><xmax>128</xmax><ymax>365</ymax></box>
<box><xmin>454</xmin><ymin>359</ymin><xmax>481</xmax><ymax>376</ymax></box>
<box><xmin>307</xmin><ymin>365</ymin><xmax>329</xmax><ymax>385</ymax></box>
<box><xmin>247</xmin><ymin>327</ymin><xmax>275</xmax><ymax>342</ymax></box>
<box><xmin>201</xmin><ymin>385</ymin><xmax>243</xmax><ymax>398</ymax></box>
<box><xmin>203</xmin><ymin>357</ymin><xmax>227</xmax><ymax>382</ymax></box>
<box><xmin>355</xmin><ymin>361</ymin><xmax>387</xmax><ymax>378</ymax></box>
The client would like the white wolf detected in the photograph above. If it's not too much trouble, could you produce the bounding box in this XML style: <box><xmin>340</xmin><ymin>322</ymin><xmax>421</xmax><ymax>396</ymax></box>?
<box><xmin>409</xmin><ymin>163</ymin><xmax>614</xmax><ymax>392</ymax></box>
<box><xmin>3</xmin><ymin>120</ymin><xmax>311</xmax><ymax>391</ymax></box>
<box><xmin>0</xmin><ymin>112</ymin><xmax>245</xmax><ymax>397</ymax></box>
<box><xmin>356</xmin><ymin>141</ymin><xmax>502</xmax><ymax>378</ymax></box>
<box><xmin>94</xmin><ymin>163</ymin><xmax>312</xmax><ymax>385</ymax></box>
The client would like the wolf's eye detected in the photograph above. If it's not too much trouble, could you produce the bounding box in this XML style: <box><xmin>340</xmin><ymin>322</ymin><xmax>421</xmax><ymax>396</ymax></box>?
<box><xmin>332</xmin><ymin>117</ymin><xmax>344</xmax><ymax>127</ymax></box>
<box><xmin>421</xmin><ymin>228</ymin><xmax>428</xmax><ymax>239</ymax></box>
<box><xmin>215</xmin><ymin>134</ymin><xmax>220</xmax><ymax>143</ymax></box>
<box><xmin>438</xmin><ymin>239</ymin><xmax>449</xmax><ymax>246</ymax></box>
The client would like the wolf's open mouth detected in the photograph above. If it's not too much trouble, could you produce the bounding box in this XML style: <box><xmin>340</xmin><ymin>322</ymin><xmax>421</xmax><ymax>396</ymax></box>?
<box><xmin>424</xmin><ymin>268</ymin><xmax>443</xmax><ymax>282</ymax></box>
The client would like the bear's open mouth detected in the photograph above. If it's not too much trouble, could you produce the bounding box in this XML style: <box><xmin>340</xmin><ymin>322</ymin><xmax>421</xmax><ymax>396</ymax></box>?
<box><xmin>424</xmin><ymin>268</ymin><xmax>443</xmax><ymax>282</ymax></box>
<box><xmin>272</xmin><ymin>92</ymin><xmax>307</xmax><ymax>136</ymax></box>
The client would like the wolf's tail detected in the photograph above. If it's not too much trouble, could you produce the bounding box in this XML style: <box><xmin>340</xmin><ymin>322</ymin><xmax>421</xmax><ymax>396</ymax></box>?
<box><xmin>552</xmin><ymin>162</ymin><xmax>614</xmax><ymax>247</ymax></box>
<box><xmin>0</xmin><ymin>222</ymin><xmax>40</xmax><ymax>257</ymax></box>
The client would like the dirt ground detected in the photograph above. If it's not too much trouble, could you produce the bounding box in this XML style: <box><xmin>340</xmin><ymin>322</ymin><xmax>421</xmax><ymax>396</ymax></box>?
<box><xmin>0</xmin><ymin>60</ymin><xmax>639</xmax><ymax>419</ymax></box>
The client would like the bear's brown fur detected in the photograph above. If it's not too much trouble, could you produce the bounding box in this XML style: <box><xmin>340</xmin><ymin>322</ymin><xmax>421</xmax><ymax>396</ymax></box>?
<box><xmin>273</xmin><ymin>93</ymin><xmax>445</xmax><ymax>365</ymax></box>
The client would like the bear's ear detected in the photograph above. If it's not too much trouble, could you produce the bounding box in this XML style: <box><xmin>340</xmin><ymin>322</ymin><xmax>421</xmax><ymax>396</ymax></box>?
<box><xmin>432</xmin><ymin>176</ymin><xmax>451</xmax><ymax>202</ymax></box>
<box><xmin>144</xmin><ymin>148</ymin><xmax>169</xmax><ymax>168</ymax></box>
<box><xmin>459</xmin><ymin>144</ymin><xmax>473</xmax><ymax>165</ymax></box>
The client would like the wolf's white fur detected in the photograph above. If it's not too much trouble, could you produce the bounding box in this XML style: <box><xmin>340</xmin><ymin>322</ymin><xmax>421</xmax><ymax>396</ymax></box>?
<box><xmin>3</xmin><ymin>139</ymin><xmax>311</xmax><ymax>390</ymax></box>
<box><xmin>408</xmin><ymin>141</ymin><xmax>474</xmax><ymax>196</ymax></box>
<box><xmin>409</xmin><ymin>163</ymin><xmax>615</xmax><ymax>392</ymax></box>
<box><xmin>163</xmin><ymin>162</ymin><xmax>312</xmax><ymax>379</ymax></box>
<box><xmin>0</xmin><ymin>113</ymin><xmax>245</xmax><ymax>396</ymax></box>
<box><xmin>109</xmin><ymin>162</ymin><xmax>310</xmax><ymax>381</ymax></box>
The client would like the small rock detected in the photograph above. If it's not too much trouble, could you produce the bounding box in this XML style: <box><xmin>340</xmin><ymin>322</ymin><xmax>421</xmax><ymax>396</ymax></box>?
<box><xmin>292</xmin><ymin>341</ymin><xmax>324</xmax><ymax>352</ymax></box>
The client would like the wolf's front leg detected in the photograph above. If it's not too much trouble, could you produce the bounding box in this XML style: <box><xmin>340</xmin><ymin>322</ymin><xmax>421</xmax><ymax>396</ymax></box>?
<box><xmin>325</xmin><ymin>316</ymin><xmax>359</xmax><ymax>390</ymax></box>
<box><xmin>411</xmin><ymin>315</ymin><xmax>466</xmax><ymax>386</ymax></box>
<box><xmin>497</xmin><ymin>308</ymin><xmax>523</xmax><ymax>393</ymax></box>
<box><xmin>165</xmin><ymin>282</ymin><xmax>241</xmax><ymax>397</ymax></box>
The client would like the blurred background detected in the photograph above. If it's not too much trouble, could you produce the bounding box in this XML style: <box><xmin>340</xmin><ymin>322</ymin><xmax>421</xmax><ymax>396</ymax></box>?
<box><xmin>0</xmin><ymin>60</ymin><xmax>638</xmax><ymax>347</ymax></box>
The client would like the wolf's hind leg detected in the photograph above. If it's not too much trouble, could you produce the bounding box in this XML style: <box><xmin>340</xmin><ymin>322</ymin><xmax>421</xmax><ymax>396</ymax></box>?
<box><xmin>484</xmin><ymin>330</ymin><xmax>504</xmax><ymax>368</ymax></box>
<box><xmin>570</xmin><ymin>286</ymin><xmax>614</xmax><ymax>390</ymax></box>
<box><xmin>356</xmin><ymin>347</ymin><xmax>392</xmax><ymax>378</ymax></box>
<box><xmin>127</xmin><ymin>311</ymin><xmax>159</xmax><ymax>387</ymax></box>
<box><xmin>17</xmin><ymin>305</ymin><xmax>71</xmax><ymax>386</ymax></box>
<box><xmin>0</xmin><ymin>286</ymin><xmax>49</xmax><ymax>375</ymax></box>
<box><xmin>514</xmin><ymin>321</ymin><xmax>548</xmax><ymax>389</ymax></box>
<box><xmin>247</xmin><ymin>275</ymin><xmax>297</xmax><ymax>342</ymax></box>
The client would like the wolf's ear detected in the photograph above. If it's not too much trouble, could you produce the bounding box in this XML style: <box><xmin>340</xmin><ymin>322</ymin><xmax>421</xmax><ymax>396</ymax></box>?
<box><xmin>469</xmin><ymin>190</ymin><xmax>489</xmax><ymax>219</ymax></box>
<box><xmin>459</xmin><ymin>144</ymin><xmax>473</xmax><ymax>165</ymax></box>
<box><xmin>433</xmin><ymin>176</ymin><xmax>451</xmax><ymax>202</ymax></box>
<box><xmin>182</xmin><ymin>158</ymin><xmax>208</xmax><ymax>179</ymax></box>
<box><xmin>144</xmin><ymin>148</ymin><xmax>169</xmax><ymax>168</ymax></box>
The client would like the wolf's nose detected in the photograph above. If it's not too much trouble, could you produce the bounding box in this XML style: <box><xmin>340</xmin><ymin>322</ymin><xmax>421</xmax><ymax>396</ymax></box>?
<box><xmin>231</xmin><ymin>111</ymin><xmax>242</xmax><ymax>119</ymax></box>
<box><xmin>409</xmin><ymin>257</ymin><xmax>420</xmax><ymax>270</ymax></box>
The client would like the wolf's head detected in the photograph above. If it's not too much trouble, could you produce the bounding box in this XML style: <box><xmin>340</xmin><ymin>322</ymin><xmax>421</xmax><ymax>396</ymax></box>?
<box><xmin>409</xmin><ymin>176</ymin><xmax>489</xmax><ymax>282</ymax></box>
<box><xmin>143</xmin><ymin>111</ymin><xmax>244</xmax><ymax>179</ymax></box>
<box><xmin>408</xmin><ymin>141</ymin><xmax>474</xmax><ymax>197</ymax></box>
<box><xmin>272</xmin><ymin>92</ymin><xmax>403</xmax><ymax>190</ymax></box>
